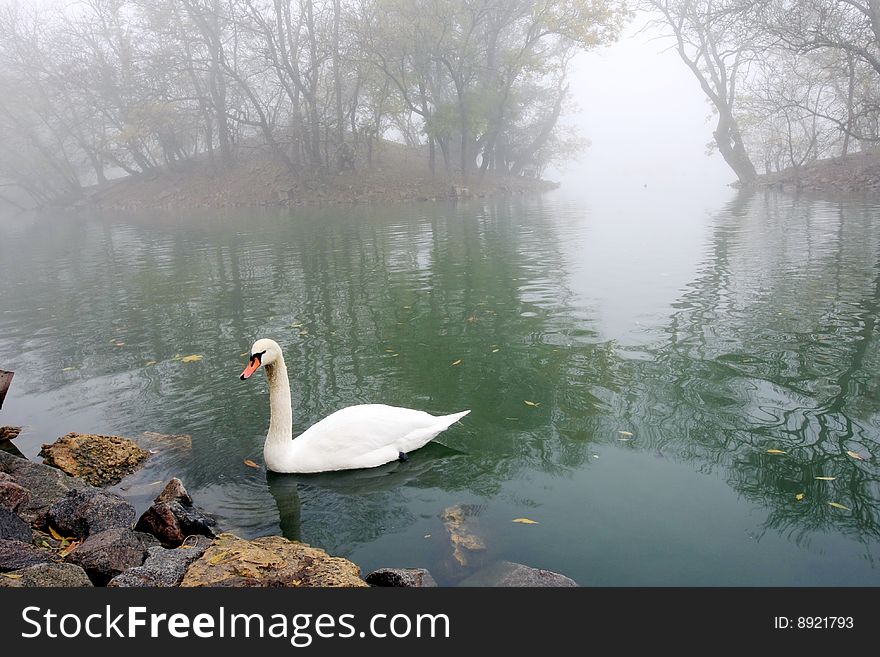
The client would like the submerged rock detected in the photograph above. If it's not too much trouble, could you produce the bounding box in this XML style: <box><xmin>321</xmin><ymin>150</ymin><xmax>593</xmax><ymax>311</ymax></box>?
<box><xmin>0</xmin><ymin>562</ymin><xmax>92</xmax><ymax>587</ymax></box>
<box><xmin>109</xmin><ymin>536</ymin><xmax>213</xmax><ymax>587</ymax></box>
<box><xmin>0</xmin><ymin>508</ymin><xmax>32</xmax><ymax>543</ymax></box>
<box><xmin>40</xmin><ymin>432</ymin><xmax>149</xmax><ymax>486</ymax></box>
<box><xmin>65</xmin><ymin>527</ymin><xmax>157</xmax><ymax>586</ymax></box>
<box><xmin>441</xmin><ymin>504</ymin><xmax>486</xmax><ymax>566</ymax></box>
<box><xmin>457</xmin><ymin>560</ymin><xmax>578</xmax><ymax>587</ymax></box>
<box><xmin>0</xmin><ymin>450</ymin><xmax>87</xmax><ymax>525</ymax></box>
<box><xmin>48</xmin><ymin>488</ymin><xmax>136</xmax><ymax>539</ymax></box>
<box><xmin>134</xmin><ymin>478</ymin><xmax>217</xmax><ymax>546</ymax></box>
<box><xmin>0</xmin><ymin>539</ymin><xmax>59</xmax><ymax>571</ymax></box>
<box><xmin>180</xmin><ymin>533</ymin><xmax>368</xmax><ymax>587</ymax></box>
<box><xmin>365</xmin><ymin>567</ymin><xmax>438</xmax><ymax>587</ymax></box>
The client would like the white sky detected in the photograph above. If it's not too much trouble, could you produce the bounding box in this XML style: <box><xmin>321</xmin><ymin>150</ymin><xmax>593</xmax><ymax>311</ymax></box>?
<box><xmin>548</xmin><ymin>17</ymin><xmax>736</xmax><ymax>203</ymax></box>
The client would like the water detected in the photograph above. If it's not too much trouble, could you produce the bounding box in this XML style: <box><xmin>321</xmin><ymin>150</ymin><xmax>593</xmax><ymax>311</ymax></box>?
<box><xmin>1</xmin><ymin>187</ymin><xmax>879</xmax><ymax>586</ymax></box>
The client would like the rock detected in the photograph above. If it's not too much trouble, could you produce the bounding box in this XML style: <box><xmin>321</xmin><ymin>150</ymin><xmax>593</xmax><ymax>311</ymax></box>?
<box><xmin>0</xmin><ymin>450</ymin><xmax>87</xmax><ymax>525</ymax></box>
<box><xmin>108</xmin><ymin>536</ymin><xmax>212</xmax><ymax>587</ymax></box>
<box><xmin>39</xmin><ymin>432</ymin><xmax>149</xmax><ymax>486</ymax></box>
<box><xmin>0</xmin><ymin>427</ymin><xmax>21</xmax><ymax>441</ymax></box>
<box><xmin>48</xmin><ymin>488</ymin><xmax>136</xmax><ymax>539</ymax></box>
<box><xmin>457</xmin><ymin>561</ymin><xmax>578</xmax><ymax>587</ymax></box>
<box><xmin>180</xmin><ymin>533</ymin><xmax>368</xmax><ymax>587</ymax></box>
<box><xmin>365</xmin><ymin>567</ymin><xmax>437</xmax><ymax>587</ymax></box>
<box><xmin>134</xmin><ymin>478</ymin><xmax>217</xmax><ymax>546</ymax></box>
<box><xmin>0</xmin><ymin>508</ymin><xmax>32</xmax><ymax>543</ymax></box>
<box><xmin>0</xmin><ymin>562</ymin><xmax>92</xmax><ymax>587</ymax></box>
<box><xmin>0</xmin><ymin>480</ymin><xmax>29</xmax><ymax>512</ymax></box>
<box><xmin>65</xmin><ymin>527</ymin><xmax>157</xmax><ymax>586</ymax></box>
<box><xmin>441</xmin><ymin>504</ymin><xmax>486</xmax><ymax>566</ymax></box>
<box><xmin>0</xmin><ymin>539</ymin><xmax>59</xmax><ymax>571</ymax></box>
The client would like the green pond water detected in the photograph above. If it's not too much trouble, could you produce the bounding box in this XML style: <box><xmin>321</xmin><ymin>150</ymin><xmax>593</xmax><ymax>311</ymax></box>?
<box><xmin>1</xmin><ymin>186</ymin><xmax>879</xmax><ymax>585</ymax></box>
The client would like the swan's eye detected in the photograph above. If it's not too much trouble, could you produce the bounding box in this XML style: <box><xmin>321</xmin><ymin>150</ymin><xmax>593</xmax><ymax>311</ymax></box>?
<box><xmin>250</xmin><ymin>350</ymin><xmax>267</xmax><ymax>362</ymax></box>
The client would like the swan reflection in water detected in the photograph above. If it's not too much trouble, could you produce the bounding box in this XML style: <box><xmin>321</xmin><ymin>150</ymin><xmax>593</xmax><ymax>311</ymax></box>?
<box><xmin>265</xmin><ymin>442</ymin><xmax>463</xmax><ymax>544</ymax></box>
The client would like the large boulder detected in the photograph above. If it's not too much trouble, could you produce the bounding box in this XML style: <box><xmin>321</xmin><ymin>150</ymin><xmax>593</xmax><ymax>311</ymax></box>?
<box><xmin>134</xmin><ymin>478</ymin><xmax>217</xmax><ymax>546</ymax></box>
<box><xmin>109</xmin><ymin>536</ymin><xmax>213</xmax><ymax>587</ymax></box>
<box><xmin>39</xmin><ymin>432</ymin><xmax>149</xmax><ymax>486</ymax></box>
<box><xmin>65</xmin><ymin>527</ymin><xmax>157</xmax><ymax>586</ymax></box>
<box><xmin>180</xmin><ymin>533</ymin><xmax>368</xmax><ymax>587</ymax></box>
<box><xmin>365</xmin><ymin>567</ymin><xmax>438</xmax><ymax>587</ymax></box>
<box><xmin>457</xmin><ymin>560</ymin><xmax>578</xmax><ymax>587</ymax></box>
<box><xmin>0</xmin><ymin>508</ymin><xmax>32</xmax><ymax>543</ymax></box>
<box><xmin>48</xmin><ymin>488</ymin><xmax>135</xmax><ymax>539</ymax></box>
<box><xmin>0</xmin><ymin>451</ymin><xmax>87</xmax><ymax>525</ymax></box>
<box><xmin>0</xmin><ymin>562</ymin><xmax>92</xmax><ymax>587</ymax></box>
<box><xmin>0</xmin><ymin>539</ymin><xmax>59</xmax><ymax>571</ymax></box>
<box><xmin>0</xmin><ymin>473</ymin><xmax>29</xmax><ymax>512</ymax></box>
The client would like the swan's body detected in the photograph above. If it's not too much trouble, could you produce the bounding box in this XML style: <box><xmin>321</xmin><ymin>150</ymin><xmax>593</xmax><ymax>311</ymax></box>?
<box><xmin>240</xmin><ymin>338</ymin><xmax>469</xmax><ymax>473</ymax></box>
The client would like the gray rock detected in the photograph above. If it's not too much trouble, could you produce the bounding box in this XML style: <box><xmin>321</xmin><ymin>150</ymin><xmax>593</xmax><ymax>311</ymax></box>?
<box><xmin>108</xmin><ymin>536</ymin><xmax>213</xmax><ymax>587</ymax></box>
<box><xmin>65</xmin><ymin>527</ymin><xmax>157</xmax><ymax>586</ymax></box>
<box><xmin>457</xmin><ymin>561</ymin><xmax>578</xmax><ymax>587</ymax></box>
<box><xmin>0</xmin><ymin>562</ymin><xmax>92</xmax><ymax>587</ymax></box>
<box><xmin>0</xmin><ymin>508</ymin><xmax>32</xmax><ymax>543</ymax></box>
<box><xmin>365</xmin><ymin>567</ymin><xmax>438</xmax><ymax>587</ymax></box>
<box><xmin>0</xmin><ymin>480</ymin><xmax>29</xmax><ymax>512</ymax></box>
<box><xmin>48</xmin><ymin>488</ymin><xmax>135</xmax><ymax>539</ymax></box>
<box><xmin>134</xmin><ymin>478</ymin><xmax>217</xmax><ymax>546</ymax></box>
<box><xmin>0</xmin><ymin>539</ymin><xmax>59</xmax><ymax>571</ymax></box>
<box><xmin>0</xmin><ymin>450</ymin><xmax>87</xmax><ymax>525</ymax></box>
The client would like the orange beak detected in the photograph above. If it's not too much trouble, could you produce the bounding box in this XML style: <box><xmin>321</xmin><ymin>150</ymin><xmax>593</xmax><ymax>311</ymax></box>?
<box><xmin>240</xmin><ymin>354</ymin><xmax>261</xmax><ymax>380</ymax></box>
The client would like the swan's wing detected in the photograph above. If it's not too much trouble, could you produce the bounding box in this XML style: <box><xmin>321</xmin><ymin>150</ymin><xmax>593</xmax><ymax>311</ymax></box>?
<box><xmin>291</xmin><ymin>404</ymin><xmax>466</xmax><ymax>471</ymax></box>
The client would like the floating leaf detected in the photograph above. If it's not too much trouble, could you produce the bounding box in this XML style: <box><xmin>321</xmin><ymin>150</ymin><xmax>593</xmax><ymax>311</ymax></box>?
<box><xmin>795</xmin><ymin>493</ymin><xmax>805</xmax><ymax>501</ymax></box>
<box><xmin>403</xmin><ymin>305</ymin><xmax>412</xmax><ymax>309</ymax></box>
<box><xmin>618</xmin><ymin>431</ymin><xmax>633</xmax><ymax>437</ymax></box>
<box><xmin>512</xmin><ymin>518</ymin><xmax>539</xmax><ymax>525</ymax></box>
<box><xmin>61</xmin><ymin>367</ymin><xmax>77</xmax><ymax>372</ymax></box>
<box><xmin>491</xmin><ymin>348</ymin><xmax>500</xmax><ymax>353</ymax></box>
<box><xmin>390</xmin><ymin>353</ymin><xmax>399</xmax><ymax>357</ymax></box>
<box><xmin>451</xmin><ymin>359</ymin><xmax>462</xmax><ymax>366</ymax></box>
<box><xmin>827</xmin><ymin>502</ymin><xmax>850</xmax><ymax>510</ymax></box>
<box><xmin>423</xmin><ymin>534</ymin><xmax>431</xmax><ymax>539</ymax></box>
<box><xmin>467</xmin><ymin>315</ymin><xmax>477</xmax><ymax>323</ymax></box>
<box><xmin>815</xmin><ymin>476</ymin><xmax>837</xmax><ymax>481</ymax></box>
<box><xmin>385</xmin><ymin>349</ymin><xmax>396</xmax><ymax>353</ymax></box>
<box><xmin>766</xmin><ymin>449</ymin><xmax>786</xmax><ymax>454</ymax></box>
<box><xmin>523</xmin><ymin>400</ymin><xmax>539</xmax><ymax>407</ymax></box>
<box><xmin>243</xmin><ymin>459</ymin><xmax>259</xmax><ymax>469</ymax></box>
<box><xmin>145</xmin><ymin>360</ymin><xmax>157</xmax><ymax>366</ymax></box>
<box><xmin>592</xmin><ymin>454</ymin><xmax>599</xmax><ymax>459</ymax></box>
<box><xmin>846</xmin><ymin>450</ymin><xmax>866</xmax><ymax>461</ymax></box>
<box><xmin>179</xmin><ymin>354</ymin><xmax>203</xmax><ymax>363</ymax></box>
<box><xmin>114</xmin><ymin>341</ymin><xmax>125</xmax><ymax>347</ymax></box>
<box><xmin>240</xmin><ymin>352</ymin><xmax>248</xmax><ymax>357</ymax></box>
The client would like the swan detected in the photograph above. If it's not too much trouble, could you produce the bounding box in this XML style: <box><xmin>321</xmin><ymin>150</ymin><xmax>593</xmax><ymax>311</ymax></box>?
<box><xmin>239</xmin><ymin>338</ymin><xmax>470</xmax><ymax>473</ymax></box>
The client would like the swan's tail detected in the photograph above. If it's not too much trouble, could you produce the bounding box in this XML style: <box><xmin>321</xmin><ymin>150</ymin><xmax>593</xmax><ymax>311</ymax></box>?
<box><xmin>399</xmin><ymin>409</ymin><xmax>470</xmax><ymax>454</ymax></box>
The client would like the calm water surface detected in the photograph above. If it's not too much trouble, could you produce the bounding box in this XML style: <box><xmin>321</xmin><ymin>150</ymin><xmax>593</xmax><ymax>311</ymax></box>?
<box><xmin>1</xmin><ymin>187</ymin><xmax>879</xmax><ymax>585</ymax></box>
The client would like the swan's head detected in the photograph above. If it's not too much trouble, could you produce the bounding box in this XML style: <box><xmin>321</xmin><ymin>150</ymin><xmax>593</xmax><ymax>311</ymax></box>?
<box><xmin>240</xmin><ymin>338</ymin><xmax>283</xmax><ymax>380</ymax></box>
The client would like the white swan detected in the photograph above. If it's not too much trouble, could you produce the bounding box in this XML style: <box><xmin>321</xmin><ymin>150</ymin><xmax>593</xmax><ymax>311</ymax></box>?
<box><xmin>239</xmin><ymin>338</ymin><xmax>470</xmax><ymax>473</ymax></box>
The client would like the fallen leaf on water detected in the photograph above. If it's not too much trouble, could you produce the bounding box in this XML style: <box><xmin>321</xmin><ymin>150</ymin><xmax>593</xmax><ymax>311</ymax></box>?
<box><xmin>815</xmin><ymin>476</ymin><xmax>837</xmax><ymax>481</ymax></box>
<box><xmin>179</xmin><ymin>354</ymin><xmax>203</xmax><ymax>363</ymax></box>
<box><xmin>61</xmin><ymin>367</ymin><xmax>77</xmax><ymax>372</ymax></box>
<box><xmin>114</xmin><ymin>341</ymin><xmax>125</xmax><ymax>347</ymax></box>
<box><xmin>766</xmin><ymin>449</ymin><xmax>786</xmax><ymax>454</ymax></box>
<box><xmin>403</xmin><ymin>305</ymin><xmax>411</xmax><ymax>309</ymax></box>
<box><xmin>846</xmin><ymin>450</ymin><xmax>867</xmax><ymax>461</ymax></box>
<box><xmin>512</xmin><ymin>518</ymin><xmax>539</xmax><ymax>525</ymax></box>
<box><xmin>618</xmin><ymin>431</ymin><xmax>634</xmax><ymax>437</ymax></box>
<box><xmin>827</xmin><ymin>502</ymin><xmax>850</xmax><ymax>510</ymax></box>
<box><xmin>524</xmin><ymin>400</ymin><xmax>539</xmax><ymax>407</ymax></box>
<box><xmin>796</xmin><ymin>493</ymin><xmax>805</xmax><ymax>501</ymax></box>
<box><xmin>451</xmin><ymin>359</ymin><xmax>462</xmax><ymax>366</ymax></box>
<box><xmin>491</xmin><ymin>348</ymin><xmax>500</xmax><ymax>353</ymax></box>
<box><xmin>592</xmin><ymin>454</ymin><xmax>599</xmax><ymax>459</ymax></box>
<box><xmin>145</xmin><ymin>360</ymin><xmax>157</xmax><ymax>366</ymax></box>
<box><xmin>423</xmin><ymin>534</ymin><xmax>431</xmax><ymax>539</ymax></box>
<box><xmin>390</xmin><ymin>353</ymin><xmax>399</xmax><ymax>357</ymax></box>
<box><xmin>243</xmin><ymin>459</ymin><xmax>259</xmax><ymax>469</ymax></box>
<box><xmin>240</xmin><ymin>352</ymin><xmax>248</xmax><ymax>357</ymax></box>
<box><xmin>385</xmin><ymin>349</ymin><xmax>396</xmax><ymax>353</ymax></box>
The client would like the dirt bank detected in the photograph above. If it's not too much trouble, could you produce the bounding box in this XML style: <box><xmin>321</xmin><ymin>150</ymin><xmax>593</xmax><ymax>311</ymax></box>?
<box><xmin>84</xmin><ymin>142</ymin><xmax>558</xmax><ymax>212</ymax></box>
<box><xmin>754</xmin><ymin>150</ymin><xmax>880</xmax><ymax>193</ymax></box>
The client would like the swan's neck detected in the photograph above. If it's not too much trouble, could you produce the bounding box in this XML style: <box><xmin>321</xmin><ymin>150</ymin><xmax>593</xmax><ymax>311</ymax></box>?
<box><xmin>265</xmin><ymin>355</ymin><xmax>293</xmax><ymax>446</ymax></box>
